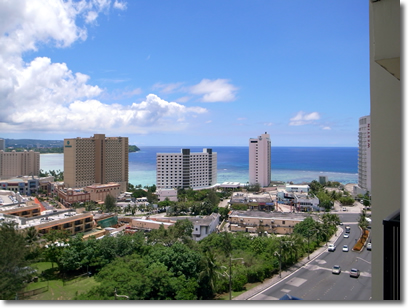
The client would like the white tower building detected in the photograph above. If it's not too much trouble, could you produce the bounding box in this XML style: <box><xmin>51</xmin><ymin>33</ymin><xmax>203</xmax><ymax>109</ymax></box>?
<box><xmin>358</xmin><ymin>115</ymin><xmax>371</xmax><ymax>193</ymax></box>
<box><xmin>156</xmin><ymin>148</ymin><xmax>217</xmax><ymax>189</ymax></box>
<box><xmin>249</xmin><ymin>132</ymin><xmax>271</xmax><ymax>187</ymax></box>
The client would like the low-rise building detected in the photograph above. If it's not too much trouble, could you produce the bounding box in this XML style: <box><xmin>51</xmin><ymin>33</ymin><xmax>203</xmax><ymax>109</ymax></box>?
<box><xmin>228</xmin><ymin>210</ymin><xmax>319</xmax><ymax>235</ymax></box>
<box><xmin>230</xmin><ymin>191</ymin><xmax>275</xmax><ymax>211</ymax></box>
<box><xmin>190</xmin><ymin>213</ymin><xmax>220</xmax><ymax>241</ymax></box>
<box><xmin>58</xmin><ymin>188</ymin><xmax>90</xmax><ymax>206</ymax></box>
<box><xmin>277</xmin><ymin>185</ymin><xmax>320</xmax><ymax>211</ymax></box>
<box><xmin>0</xmin><ymin>176</ymin><xmax>55</xmax><ymax>196</ymax></box>
<box><xmin>1</xmin><ymin>209</ymin><xmax>95</xmax><ymax>236</ymax></box>
<box><xmin>86</xmin><ymin>182</ymin><xmax>121</xmax><ymax>202</ymax></box>
<box><xmin>156</xmin><ymin>188</ymin><xmax>178</xmax><ymax>202</ymax></box>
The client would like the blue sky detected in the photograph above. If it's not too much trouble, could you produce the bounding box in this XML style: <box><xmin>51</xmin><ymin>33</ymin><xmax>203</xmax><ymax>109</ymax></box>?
<box><xmin>0</xmin><ymin>0</ymin><xmax>369</xmax><ymax>147</ymax></box>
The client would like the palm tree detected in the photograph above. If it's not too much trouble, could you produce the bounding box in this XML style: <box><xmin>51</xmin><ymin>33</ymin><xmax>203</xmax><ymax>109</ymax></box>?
<box><xmin>24</xmin><ymin>226</ymin><xmax>39</xmax><ymax>245</ymax></box>
<box><xmin>199</xmin><ymin>249</ymin><xmax>224</xmax><ymax>296</ymax></box>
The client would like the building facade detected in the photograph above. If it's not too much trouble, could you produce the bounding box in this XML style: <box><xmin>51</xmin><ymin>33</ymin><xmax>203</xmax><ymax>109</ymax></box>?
<box><xmin>358</xmin><ymin>115</ymin><xmax>371</xmax><ymax>193</ymax></box>
<box><xmin>0</xmin><ymin>150</ymin><xmax>40</xmax><ymax>179</ymax></box>
<box><xmin>369</xmin><ymin>0</ymin><xmax>400</xmax><ymax>300</ymax></box>
<box><xmin>228</xmin><ymin>211</ymin><xmax>318</xmax><ymax>235</ymax></box>
<box><xmin>0</xmin><ymin>139</ymin><xmax>5</xmax><ymax>151</ymax></box>
<box><xmin>63</xmin><ymin>134</ymin><xmax>128</xmax><ymax>191</ymax></box>
<box><xmin>156</xmin><ymin>148</ymin><xmax>217</xmax><ymax>189</ymax></box>
<box><xmin>249</xmin><ymin>132</ymin><xmax>271</xmax><ymax>187</ymax></box>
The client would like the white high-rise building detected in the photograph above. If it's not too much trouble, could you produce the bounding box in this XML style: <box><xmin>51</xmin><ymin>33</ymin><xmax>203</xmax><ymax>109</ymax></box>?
<box><xmin>156</xmin><ymin>148</ymin><xmax>217</xmax><ymax>189</ymax></box>
<box><xmin>358</xmin><ymin>115</ymin><xmax>371</xmax><ymax>193</ymax></box>
<box><xmin>249</xmin><ymin>132</ymin><xmax>271</xmax><ymax>187</ymax></box>
<box><xmin>0</xmin><ymin>139</ymin><xmax>5</xmax><ymax>151</ymax></box>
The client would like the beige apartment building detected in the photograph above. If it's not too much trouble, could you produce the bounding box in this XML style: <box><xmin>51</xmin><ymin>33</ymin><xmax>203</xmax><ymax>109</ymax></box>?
<box><xmin>358</xmin><ymin>115</ymin><xmax>371</xmax><ymax>193</ymax></box>
<box><xmin>63</xmin><ymin>134</ymin><xmax>128</xmax><ymax>192</ymax></box>
<box><xmin>249</xmin><ymin>132</ymin><xmax>271</xmax><ymax>187</ymax></box>
<box><xmin>0</xmin><ymin>150</ymin><xmax>40</xmax><ymax>179</ymax></box>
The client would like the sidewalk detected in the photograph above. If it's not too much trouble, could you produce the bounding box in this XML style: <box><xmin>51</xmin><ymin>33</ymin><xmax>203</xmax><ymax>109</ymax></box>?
<box><xmin>233</xmin><ymin>226</ymin><xmax>344</xmax><ymax>300</ymax></box>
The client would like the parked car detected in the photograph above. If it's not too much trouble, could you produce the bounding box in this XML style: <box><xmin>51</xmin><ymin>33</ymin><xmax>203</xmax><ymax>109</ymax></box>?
<box><xmin>367</xmin><ymin>242</ymin><xmax>372</xmax><ymax>250</ymax></box>
<box><xmin>332</xmin><ymin>265</ymin><xmax>341</xmax><ymax>275</ymax></box>
<box><xmin>343</xmin><ymin>233</ymin><xmax>350</xmax><ymax>238</ymax></box>
<box><xmin>350</xmin><ymin>268</ymin><xmax>360</xmax><ymax>278</ymax></box>
<box><xmin>328</xmin><ymin>244</ymin><xmax>336</xmax><ymax>252</ymax></box>
<box><xmin>343</xmin><ymin>207</ymin><xmax>347</xmax><ymax>211</ymax></box>
<box><xmin>342</xmin><ymin>245</ymin><xmax>349</xmax><ymax>252</ymax></box>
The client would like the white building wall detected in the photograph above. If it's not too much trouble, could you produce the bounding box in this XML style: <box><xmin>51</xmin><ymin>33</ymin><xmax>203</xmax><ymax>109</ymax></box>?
<box><xmin>156</xmin><ymin>148</ymin><xmax>217</xmax><ymax>189</ymax></box>
<box><xmin>249</xmin><ymin>132</ymin><xmax>271</xmax><ymax>187</ymax></box>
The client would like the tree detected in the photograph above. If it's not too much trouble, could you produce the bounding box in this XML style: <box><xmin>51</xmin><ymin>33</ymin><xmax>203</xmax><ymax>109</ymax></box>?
<box><xmin>43</xmin><ymin>229</ymin><xmax>70</xmax><ymax>269</ymax></box>
<box><xmin>104</xmin><ymin>194</ymin><xmax>117</xmax><ymax>213</ymax></box>
<box><xmin>0</xmin><ymin>222</ymin><xmax>31</xmax><ymax>300</ymax></box>
<box><xmin>358</xmin><ymin>211</ymin><xmax>369</xmax><ymax>231</ymax></box>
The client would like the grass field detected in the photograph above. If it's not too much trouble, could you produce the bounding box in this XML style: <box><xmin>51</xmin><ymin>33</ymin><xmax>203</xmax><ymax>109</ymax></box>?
<box><xmin>22</xmin><ymin>262</ymin><xmax>99</xmax><ymax>300</ymax></box>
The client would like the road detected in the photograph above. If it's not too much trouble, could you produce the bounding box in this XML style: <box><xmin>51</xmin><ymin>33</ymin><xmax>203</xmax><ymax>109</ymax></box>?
<box><xmin>236</xmin><ymin>213</ymin><xmax>372</xmax><ymax>301</ymax></box>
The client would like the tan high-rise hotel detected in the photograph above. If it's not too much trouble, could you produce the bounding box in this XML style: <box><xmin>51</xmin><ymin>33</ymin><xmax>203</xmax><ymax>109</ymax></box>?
<box><xmin>63</xmin><ymin>134</ymin><xmax>128</xmax><ymax>192</ymax></box>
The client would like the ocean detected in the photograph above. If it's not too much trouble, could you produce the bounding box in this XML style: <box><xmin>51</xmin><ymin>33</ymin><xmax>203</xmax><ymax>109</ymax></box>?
<box><xmin>40</xmin><ymin>146</ymin><xmax>358</xmax><ymax>187</ymax></box>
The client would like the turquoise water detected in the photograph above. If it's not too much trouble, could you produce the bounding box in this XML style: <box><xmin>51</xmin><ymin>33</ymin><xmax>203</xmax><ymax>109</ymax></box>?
<box><xmin>41</xmin><ymin>146</ymin><xmax>358</xmax><ymax>187</ymax></box>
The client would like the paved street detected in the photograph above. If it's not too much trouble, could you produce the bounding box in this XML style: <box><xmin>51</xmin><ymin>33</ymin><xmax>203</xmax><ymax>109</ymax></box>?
<box><xmin>234</xmin><ymin>213</ymin><xmax>371</xmax><ymax>301</ymax></box>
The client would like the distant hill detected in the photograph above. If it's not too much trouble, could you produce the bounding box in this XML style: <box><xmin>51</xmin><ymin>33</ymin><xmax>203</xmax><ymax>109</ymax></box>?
<box><xmin>2</xmin><ymin>138</ymin><xmax>140</xmax><ymax>153</ymax></box>
<box><xmin>3</xmin><ymin>138</ymin><xmax>63</xmax><ymax>148</ymax></box>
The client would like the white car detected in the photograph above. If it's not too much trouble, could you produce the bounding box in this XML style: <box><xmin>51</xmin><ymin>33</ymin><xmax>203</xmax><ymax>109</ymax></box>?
<box><xmin>367</xmin><ymin>242</ymin><xmax>372</xmax><ymax>250</ymax></box>
<box><xmin>343</xmin><ymin>233</ymin><xmax>350</xmax><ymax>238</ymax></box>
<box><xmin>342</xmin><ymin>245</ymin><xmax>349</xmax><ymax>252</ymax></box>
<box><xmin>343</xmin><ymin>207</ymin><xmax>347</xmax><ymax>211</ymax></box>
<box><xmin>350</xmin><ymin>268</ymin><xmax>360</xmax><ymax>278</ymax></box>
<box><xmin>332</xmin><ymin>265</ymin><xmax>341</xmax><ymax>275</ymax></box>
<box><xmin>328</xmin><ymin>244</ymin><xmax>336</xmax><ymax>252</ymax></box>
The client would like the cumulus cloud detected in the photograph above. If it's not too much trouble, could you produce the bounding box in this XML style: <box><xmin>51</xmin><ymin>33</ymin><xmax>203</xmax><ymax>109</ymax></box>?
<box><xmin>189</xmin><ymin>79</ymin><xmax>238</xmax><ymax>102</ymax></box>
<box><xmin>1</xmin><ymin>94</ymin><xmax>207</xmax><ymax>133</ymax></box>
<box><xmin>0</xmin><ymin>0</ymin><xmax>208</xmax><ymax>135</ymax></box>
<box><xmin>289</xmin><ymin>111</ymin><xmax>321</xmax><ymax>126</ymax></box>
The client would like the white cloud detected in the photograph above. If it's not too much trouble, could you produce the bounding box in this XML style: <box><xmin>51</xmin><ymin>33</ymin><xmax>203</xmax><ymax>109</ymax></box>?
<box><xmin>1</xmin><ymin>94</ymin><xmax>207</xmax><ymax>134</ymax></box>
<box><xmin>237</xmin><ymin>117</ymin><xmax>247</xmax><ymax>121</ymax></box>
<box><xmin>189</xmin><ymin>79</ymin><xmax>238</xmax><ymax>102</ymax></box>
<box><xmin>0</xmin><ymin>0</ymin><xmax>207</xmax><ymax>135</ymax></box>
<box><xmin>113</xmin><ymin>0</ymin><xmax>127</xmax><ymax>10</ymax></box>
<box><xmin>289</xmin><ymin>111</ymin><xmax>321</xmax><ymax>126</ymax></box>
<box><xmin>175</xmin><ymin>96</ymin><xmax>191</xmax><ymax>103</ymax></box>
<box><xmin>152</xmin><ymin>82</ymin><xmax>184</xmax><ymax>94</ymax></box>
<box><xmin>322</xmin><ymin>126</ymin><xmax>331</xmax><ymax>130</ymax></box>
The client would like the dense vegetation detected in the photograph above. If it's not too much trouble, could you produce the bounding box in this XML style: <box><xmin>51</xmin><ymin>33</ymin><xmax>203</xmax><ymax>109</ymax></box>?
<box><xmin>0</xmin><ymin>212</ymin><xmax>340</xmax><ymax>300</ymax></box>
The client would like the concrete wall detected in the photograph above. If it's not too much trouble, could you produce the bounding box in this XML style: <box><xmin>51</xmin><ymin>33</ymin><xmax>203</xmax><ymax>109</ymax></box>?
<box><xmin>369</xmin><ymin>0</ymin><xmax>401</xmax><ymax>300</ymax></box>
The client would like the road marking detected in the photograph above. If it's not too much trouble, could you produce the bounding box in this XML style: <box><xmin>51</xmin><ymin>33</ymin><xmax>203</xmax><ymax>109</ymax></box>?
<box><xmin>357</xmin><ymin>257</ymin><xmax>371</xmax><ymax>264</ymax></box>
<box><xmin>286</xmin><ymin>277</ymin><xmax>307</xmax><ymax>287</ymax></box>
